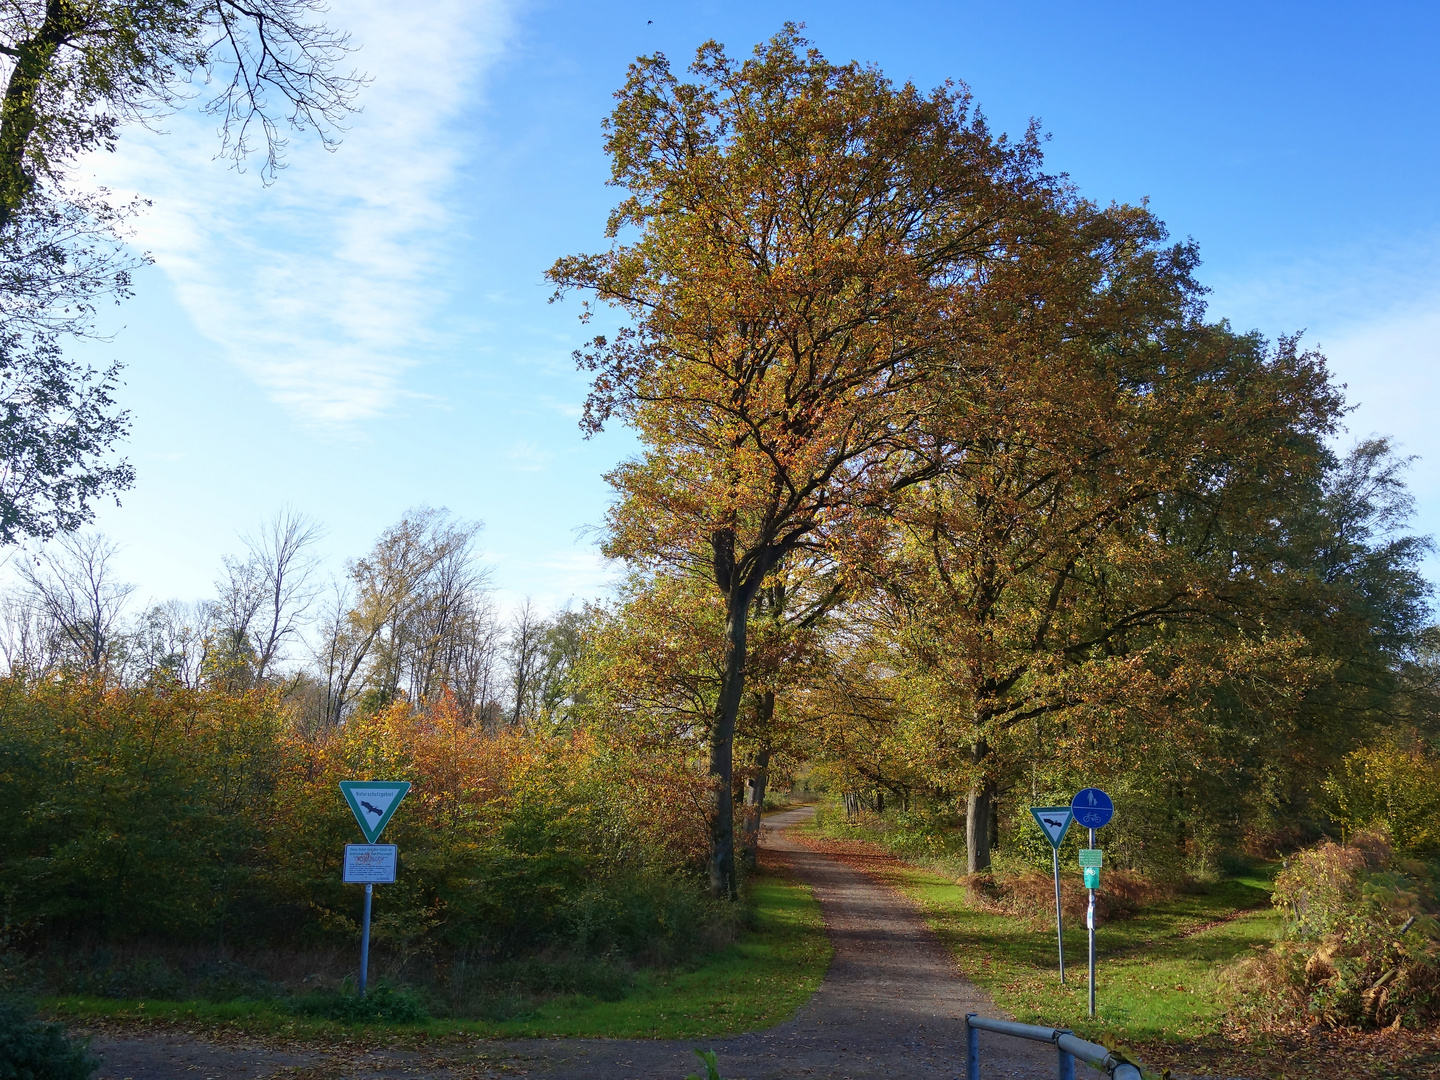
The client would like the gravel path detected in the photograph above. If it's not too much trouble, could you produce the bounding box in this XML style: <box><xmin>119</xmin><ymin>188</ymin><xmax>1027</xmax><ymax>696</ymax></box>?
<box><xmin>90</xmin><ymin>806</ymin><xmax>1074</xmax><ymax>1079</ymax></box>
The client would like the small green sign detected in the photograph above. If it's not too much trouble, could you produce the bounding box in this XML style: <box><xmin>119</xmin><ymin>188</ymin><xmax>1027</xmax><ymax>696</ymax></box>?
<box><xmin>340</xmin><ymin>781</ymin><xmax>411</xmax><ymax>843</ymax></box>
<box><xmin>1078</xmin><ymin>848</ymin><xmax>1103</xmax><ymax>868</ymax></box>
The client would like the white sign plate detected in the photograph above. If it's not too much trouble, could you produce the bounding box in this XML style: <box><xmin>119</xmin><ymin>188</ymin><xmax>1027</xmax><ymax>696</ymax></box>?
<box><xmin>343</xmin><ymin>844</ymin><xmax>398</xmax><ymax>883</ymax></box>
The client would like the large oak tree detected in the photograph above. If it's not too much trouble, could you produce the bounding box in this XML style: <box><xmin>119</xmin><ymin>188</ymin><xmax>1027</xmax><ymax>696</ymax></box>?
<box><xmin>549</xmin><ymin>27</ymin><xmax>1059</xmax><ymax>896</ymax></box>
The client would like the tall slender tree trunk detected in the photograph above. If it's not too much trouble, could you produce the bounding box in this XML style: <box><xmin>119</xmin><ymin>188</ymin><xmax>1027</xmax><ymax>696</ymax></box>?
<box><xmin>740</xmin><ymin>705</ymin><xmax>774</xmax><ymax>870</ymax></box>
<box><xmin>709</xmin><ymin>587</ymin><xmax>754</xmax><ymax>899</ymax></box>
<box><xmin>966</xmin><ymin>737</ymin><xmax>997</xmax><ymax>874</ymax></box>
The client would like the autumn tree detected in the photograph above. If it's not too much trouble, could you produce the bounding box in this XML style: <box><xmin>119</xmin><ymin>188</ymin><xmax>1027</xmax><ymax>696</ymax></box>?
<box><xmin>311</xmin><ymin>509</ymin><xmax>496</xmax><ymax>726</ymax></box>
<box><xmin>861</xmin><ymin>198</ymin><xmax>1346</xmax><ymax>869</ymax></box>
<box><xmin>549</xmin><ymin>27</ymin><xmax>1059</xmax><ymax>897</ymax></box>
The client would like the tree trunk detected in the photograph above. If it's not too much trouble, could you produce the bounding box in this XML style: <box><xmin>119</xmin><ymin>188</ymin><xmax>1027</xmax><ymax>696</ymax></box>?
<box><xmin>708</xmin><ymin>584</ymin><xmax>754</xmax><ymax>899</ymax></box>
<box><xmin>740</xmin><ymin>730</ymin><xmax>773</xmax><ymax>871</ymax></box>
<box><xmin>966</xmin><ymin>738</ymin><xmax>996</xmax><ymax>874</ymax></box>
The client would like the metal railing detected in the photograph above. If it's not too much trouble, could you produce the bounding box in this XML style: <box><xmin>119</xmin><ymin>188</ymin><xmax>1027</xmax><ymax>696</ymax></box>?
<box><xmin>965</xmin><ymin>1014</ymin><xmax>1144</xmax><ymax>1079</ymax></box>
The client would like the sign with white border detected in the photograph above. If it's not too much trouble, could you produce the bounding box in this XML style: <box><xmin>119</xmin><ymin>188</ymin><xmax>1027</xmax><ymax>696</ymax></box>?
<box><xmin>343</xmin><ymin>844</ymin><xmax>397</xmax><ymax>883</ymax></box>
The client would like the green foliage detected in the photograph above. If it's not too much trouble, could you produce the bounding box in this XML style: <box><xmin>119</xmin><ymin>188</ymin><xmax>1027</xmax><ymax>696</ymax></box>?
<box><xmin>0</xmin><ymin>997</ymin><xmax>96</xmax><ymax>1080</ymax></box>
<box><xmin>0</xmin><ymin>677</ymin><xmax>284</xmax><ymax>940</ymax></box>
<box><xmin>288</xmin><ymin>983</ymin><xmax>430</xmax><ymax>1025</ymax></box>
<box><xmin>1323</xmin><ymin>739</ymin><xmax>1440</xmax><ymax>858</ymax></box>
<box><xmin>685</xmin><ymin>1048</ymin><xmax>723</xmax><ymax>1080</ymax></box>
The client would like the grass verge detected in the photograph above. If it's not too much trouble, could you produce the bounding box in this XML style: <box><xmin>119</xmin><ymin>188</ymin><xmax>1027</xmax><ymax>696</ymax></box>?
<box><xmin>43</xmin><ymin>871</ymin><xmax>829</xmax><ymax>1041</ymax></box>
<box><xmin>799</xmin><ymin>816</ymin><xmax>1440</xmax><ymax>1078</ymax></box>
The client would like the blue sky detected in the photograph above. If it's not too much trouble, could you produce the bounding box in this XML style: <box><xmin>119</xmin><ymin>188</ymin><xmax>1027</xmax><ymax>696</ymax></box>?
<box><xmin>54</xmin><ymin>0</ymin><xmax>1440</xmax><ymax>615</ymax></box>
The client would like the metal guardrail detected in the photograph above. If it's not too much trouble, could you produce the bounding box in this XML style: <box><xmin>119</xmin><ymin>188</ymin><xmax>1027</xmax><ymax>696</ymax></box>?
<box><xmin>965</xmin><ymin>1014</ymin><xmax>1144</xmax><ymax>1080</ymax></box>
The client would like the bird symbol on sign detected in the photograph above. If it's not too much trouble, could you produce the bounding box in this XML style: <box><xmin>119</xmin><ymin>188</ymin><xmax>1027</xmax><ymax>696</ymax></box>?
<box><xmin>1043</xmin><ymin>817</ymin><xmax>1065</xmax><ymax>828</ymax></box>
<box><xmin>360</xmin><ymin>800</ymin><xmax>385</xmax><ymax>818</ymax></box>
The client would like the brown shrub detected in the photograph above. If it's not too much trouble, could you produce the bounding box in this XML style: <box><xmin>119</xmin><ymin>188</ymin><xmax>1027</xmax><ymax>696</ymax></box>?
<box><xmin>972</xmin><ymin>869</ymin><xmax>1173</xmax><ymax>928</ymax></box>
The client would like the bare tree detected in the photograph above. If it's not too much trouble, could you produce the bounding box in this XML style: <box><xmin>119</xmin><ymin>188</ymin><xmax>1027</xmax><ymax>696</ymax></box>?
<box><xmin>310</xmin><ymin>508</ymin><xmax>492</xmax><ymax>725</ymax></box>
<box><xmin>19</xmin><ymin>531</ymin><xmax>134</xmax><ymax>673</ymax></box>
<box><xmin>242</xmin><ymin>508</ymin><xmax>322</xmax><ymax>680</ymax></box>
<box><xmin>125</xmin><ymin>598</ymin><xmax>215</xmax><ymax>687</ymax></box>
<box><xmin>0</xmin><ymin>587</ymin><xmax>60</xmax><ymax>673</ymax></box>
<box><xmin>506</xmin><ymin>598</ymin><xmax>548</xmax><ymax>727</ymax></box>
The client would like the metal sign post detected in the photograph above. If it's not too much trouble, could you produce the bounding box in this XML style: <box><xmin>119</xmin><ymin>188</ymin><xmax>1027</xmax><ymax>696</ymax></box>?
<box><xmin>339</xmin><ymin>781</ymin><xmax>409</xmax><ymax>999</ymax></box>
<box><xmin>1029</xmin><ymin>806</ymin><xmax>1074</xmax><ymax>983</ymax></box>
<box><xmin>1071</xmin><ymin>788</ymin><xmax>1114</xmax><ymax>1017</ymax></box>
<box><xmin>342</xmin><ymin>844</ymin><xmax>397</xmax><ymax>997</ymax></box>
<box><xmin>360</xmin><ymin>883</ymin><xmax>373</xmax><ymax>995</ymax></box>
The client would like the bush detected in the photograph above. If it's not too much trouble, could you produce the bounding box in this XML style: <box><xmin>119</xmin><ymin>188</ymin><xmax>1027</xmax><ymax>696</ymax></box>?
<box><xmin>288</xmin><ymin>982</ymin><xmax>430</xmax><ymax>1025</ymax></box>
<box><xmin>0</xmin><ymin>677</ymin><xmax>717</xmax><ymax>971</ymax></box>
<box><xmin>1232</xmin><ymin>833</ymin><xmax>1440</xmax><ymax>1030</ymax></box>
<box><xmin>0</xmin><ymin>997</ymin><xmax>96</xmax><ymax>1080</ymax></box>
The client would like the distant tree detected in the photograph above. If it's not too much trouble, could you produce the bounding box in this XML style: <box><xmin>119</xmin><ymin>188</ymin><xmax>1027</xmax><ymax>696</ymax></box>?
<box><xmin>505</xmin><ymin>597</ymin><xmax>547</xmax><ymax>727</ymax></box>
<box><xmin>18</xmin><ymin>529</ymin><xmax>133</xmax><ymax>673</ymax></box>
<box><xmin>310</xmin><ymin>509</ymin><xmax>493</xmax><ymax>726</ymax></box>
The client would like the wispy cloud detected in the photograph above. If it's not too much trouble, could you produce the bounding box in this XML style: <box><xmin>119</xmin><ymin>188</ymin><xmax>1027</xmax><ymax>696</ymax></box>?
<box><xmin>83</xmin><ymin>0</ymin><xmax>515</xmax><ymax>427</ymax></box>
<box><xmin>505</xmin><ymin>440</ymin><xmax>553</xmax><ymax>472</ymax></box>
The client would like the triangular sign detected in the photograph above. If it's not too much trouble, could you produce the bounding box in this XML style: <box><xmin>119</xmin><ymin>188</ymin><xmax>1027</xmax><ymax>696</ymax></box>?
<box><xmin>1030</xmin><ymin>806</ymin><xmax>1073</xmax><ymax>850</ymax></box>
<box><xmin>340</xmin><ymin>781</ymin><xmax>411</xmax><ymax>843</ymax></box>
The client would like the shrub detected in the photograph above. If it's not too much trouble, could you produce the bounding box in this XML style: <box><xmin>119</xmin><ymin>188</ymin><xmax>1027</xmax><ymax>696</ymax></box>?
<box><xmin>288</xmin><ymin>982</ymin><xmax>430</xmax><ymax>1025</ymax></box>
<box><xmin>0</xmin><ymin>676</ymin><xmax>717</xmax><ymax>969</ymax></box>
<box><xmin>967</xmin><ymin>869</ymin><xmax>1170</xmax><ymax>927</ymax></box>
<box><xmin>1233</xmin><ymin>833</ymin><xmax>1440</xmax><ymax>1030</ymax></box>
<box><xmin>0</xmin><ymin>997</ymin><xmax>96</xmax><ymax>1080</ymax></box>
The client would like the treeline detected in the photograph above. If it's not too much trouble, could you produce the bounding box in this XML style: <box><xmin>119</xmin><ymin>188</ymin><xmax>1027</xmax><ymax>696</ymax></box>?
<box><xmin>0</xmin><ymin>508</ymin><xmax>585</xmax><ymax>733</ymax></box>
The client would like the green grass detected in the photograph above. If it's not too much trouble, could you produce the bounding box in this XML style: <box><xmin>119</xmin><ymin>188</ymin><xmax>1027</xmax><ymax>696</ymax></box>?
<box><xmin>869</xmin><ymin>859</ymin><xmax>1282</xmax><ymax>1047</ymax></box>
<box><xmin>44</xmin><ymin>874</ymin><xmax>831</xmax><ymax>1041</ymax></box>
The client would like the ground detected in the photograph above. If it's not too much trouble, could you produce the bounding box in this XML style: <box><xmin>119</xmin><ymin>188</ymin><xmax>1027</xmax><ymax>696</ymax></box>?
<box><xmin>66</xmin><ymin>808</ymin><xmax>1440</xmax><ymax>1079</ymax></box>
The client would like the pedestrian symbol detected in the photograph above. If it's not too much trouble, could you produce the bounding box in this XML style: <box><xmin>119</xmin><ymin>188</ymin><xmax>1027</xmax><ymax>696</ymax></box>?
<box><xmin>340</xmin><ymin>781</ymin><xmax>411</xmax><ymax>843</ymax></box>
<box><xmin>1029</xmin><ymin>806</ymin><xmax>1074</xmax><ymax>850</ymax></box>
<box><xmin>1071</xmin><ymin>787</ymin><xmax>1114</xmax><ymax>830</ymax></box>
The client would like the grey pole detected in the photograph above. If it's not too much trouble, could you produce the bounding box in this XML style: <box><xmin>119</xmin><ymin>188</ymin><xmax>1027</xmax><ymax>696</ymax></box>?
<box><xmin>1087</xmin><ymin>826</ymin><xmax>1096</xmax><ymax>1017</ymax></box>
<box><xmin>359</xmin><ymin>882</ymin><xmax>373</xmax><ymax>997</ymax></box>
<box><xmin>1052</xmin><ymin>846</ymin><xmax>1066</xmax><ymax>983</ymax></box>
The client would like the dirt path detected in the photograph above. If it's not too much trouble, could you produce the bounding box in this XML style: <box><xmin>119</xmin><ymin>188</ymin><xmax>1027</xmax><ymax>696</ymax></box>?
<box><xmin>89</xmin><ymin>807</ymin><xmax>1068</xmax><ymax>1079</ymax></box>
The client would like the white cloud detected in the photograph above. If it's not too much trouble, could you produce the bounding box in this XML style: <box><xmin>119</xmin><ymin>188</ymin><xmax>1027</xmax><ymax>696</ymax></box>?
<box><xmin>505</xmin><ymin>440</ymin><xmax>553</xmax><ymax>472</ymax></box>
<box><xmin>82</xmin><ymin>0</ymin><xmax>515</xmax><ymax>426</ymax></box>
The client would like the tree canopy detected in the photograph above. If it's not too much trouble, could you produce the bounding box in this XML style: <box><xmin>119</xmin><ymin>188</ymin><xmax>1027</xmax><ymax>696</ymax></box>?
<box><xmin>553</xmin><ymin>26</ymin><xmax>1429</xmax><ymax>892</ymax></box>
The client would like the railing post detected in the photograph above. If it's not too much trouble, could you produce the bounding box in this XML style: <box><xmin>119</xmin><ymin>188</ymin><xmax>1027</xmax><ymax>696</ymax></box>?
<box><xmin>965</xmin><ymin>1013</ymin><xmax>979</xmax><ymax>1080</ymax></box>
<box><xmin>1056</xmin><ymin>1027</ymin><xmax>1075</xmax><ymax>1080</ymax></box>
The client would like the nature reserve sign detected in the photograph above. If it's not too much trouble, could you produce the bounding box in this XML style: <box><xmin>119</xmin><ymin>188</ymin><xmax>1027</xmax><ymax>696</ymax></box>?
<box><xmin>340</xmin><ymin>780</ymin><xmax>410</xmax><ymax>842</ymax></box>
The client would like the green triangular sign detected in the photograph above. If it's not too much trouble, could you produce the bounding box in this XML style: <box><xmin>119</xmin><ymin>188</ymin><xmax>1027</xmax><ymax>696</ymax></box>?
<box><xmin>1030</xmin><ymin>806</ymin><xmax>1073</xmax><ymax>850</ymax></box>
<box><xmin>340</xmin><ymin>781</ymin><xmax>411</xmax><ymax>843</ymax></box>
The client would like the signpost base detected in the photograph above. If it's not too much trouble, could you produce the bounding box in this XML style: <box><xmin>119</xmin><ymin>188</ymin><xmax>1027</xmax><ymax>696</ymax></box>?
<box><xmin>1052</xmin><ymin>848</ymin><xmax>1065</xmax><ymax>983</ymax></box>
<box><xmin>1087</xmin><ymin>826</ymin><xmax>1096</xmax><ymax>1017</ymax></box>
<box><xmin>360</xmin><ymin>883</ymin><xmax>373</xmax><ymax>998</ymax></box>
